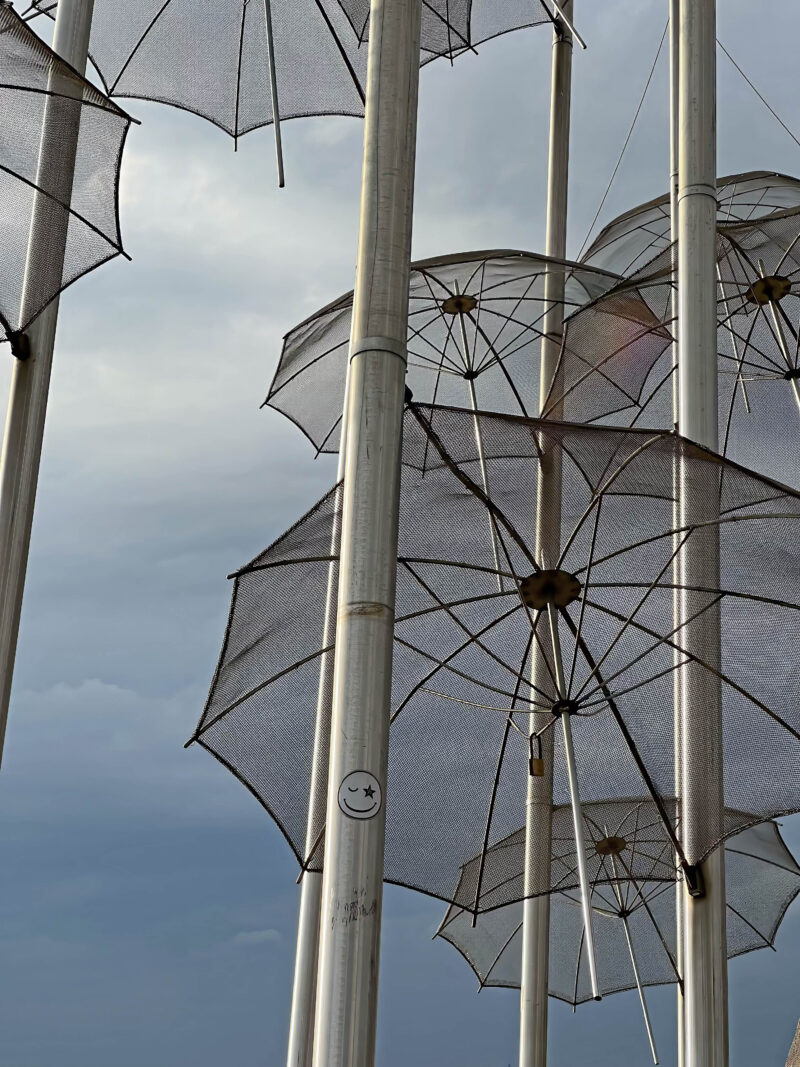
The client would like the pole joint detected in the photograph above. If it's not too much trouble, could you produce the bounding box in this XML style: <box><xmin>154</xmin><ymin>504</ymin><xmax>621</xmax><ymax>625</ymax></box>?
<box><xmin>349</xmin><ymin>335</ymin><xmax>407</xmax><ymax>364</ymax></box>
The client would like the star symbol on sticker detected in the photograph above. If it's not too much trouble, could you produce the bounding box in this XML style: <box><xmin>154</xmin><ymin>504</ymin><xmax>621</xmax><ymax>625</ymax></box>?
<box><xmin>363</xmin><ymin>785</ymin><xmax>376</xmax><ymax>799</ymax></box>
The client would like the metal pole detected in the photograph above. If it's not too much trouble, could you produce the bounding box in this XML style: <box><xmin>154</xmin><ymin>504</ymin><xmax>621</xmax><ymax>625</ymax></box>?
<box><xmin>548</xmin><ymin>604</ymin><xmax>599</xmax><ymax>1001</ymax></box>
<box><xmin>286</xmin><ymin>423</ymin><xmax>348</xmax><ymax>1066</ymax></box>
<box><xmin>622</xmin><ymin>914</ymin><xmax>659</xmax><ymax>1065</ymax></box>
<box><xmin>668</xmin><ymin>6</ymin><xmax>685</xmax><ymax>1066</ymax></box>
<box><xmin>312</xmin><ymin>1</ymin><xmax>422</xmax><ymax>1063</ymax></box>
<box><xmin>520</xmin><ymin>7</ymin><xmax>573</xmax><ymax>1063</ymax></box>
<box><xmin>608</xmin><ymin>844</ymin><xmax>658</xmax><ymax>1065</ymax></box>
<box><xmin>677</xmin><ymin>3</ymin><xmax>728</xmax><ymax>1067</ymax></box>
<box><xmin>0</xmin><ymin>0</ymin><xmax>95</xmax><ymax>765</ymax></box>
<box><xmin>262</xmin><ymin>0</ymin><xmax>286</xmax><ymax>187</ymax></box>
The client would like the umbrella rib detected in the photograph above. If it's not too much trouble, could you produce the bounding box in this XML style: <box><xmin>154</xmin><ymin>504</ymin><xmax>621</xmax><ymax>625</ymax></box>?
<box><xmin>560</xmin><ymin>608</ymin><xmax>688</xmax><ymax>866</ymax></box>
<box><xmin>725</xmin><ymin>901</ymin><xmax>774</xmax><ymax>949</ymax></box>
<box><xmin>571</xmin><ymin>528</ymin><xmax>692</xmax><ymax>702</ymax></box>
<box><xmin>0</xmin><ymin>160</ymin><xmax>126</xmax><ymax>256</ymax></box>
<box><xmin>615</xmin><ymin>851</ymin><xmax>682</xmax><ymax>984</ymax></box>
<box><xmin>233</xmin><ymin>0</ymin><xmax>247</xmax><ymax>145</ymax></box>
<box><xmin>585</xmin><ymin>597</ymin><xmax>800</xmax><ymax>740</ymax></box>
<box><xmin>484</xmin><ymin>917</ymin><xmax>525</xmax><ymax>988</ymax></box>
<box><xmin>396</xmin><ymin>585</ymin><xmax>517</xmax><ymax>625</ymax></box>
<box><xmin>390</xmin><ymin>599</ymin><xmax>533</xmax><ymax>720</ymax></box>
<box><xmin>580</xmin><ymin>657</ymin><xmax>690</xmax><ymax>711</ymax></box>
<box><xmin>572</xmin><ymin>922</ymin><xmax>587</xmax><ymax>1008</ymax></box>
<box><xmin>471</xmin><ymin>632</ymin><xmax>535</xmax><ymax>919</ymax></box>
<box><xmin>107</xmin><ymin>0</ymin><xmax>173</xmax><ymax>94</ymax></box>
<box><xmin>470</xmin><ymin>273</ymin><xmax>545</xmax><ymax>371</ymax></box>
<box><xmin>190</xmin><ymin>643</ymin><xmax>332</xmax><ymax>742</ymax></box>
<box><xmin>407</xmin><ymin>404</ymin><xmax>536</xmax><ymax>564</ymax></box>
<box><xmin>417</xmin><ymin>689</ymin><xmax>549</xmax><ymax>718</ymax></box>
<box><xmin>400</xmin><ymin>561</ymin><xmax>543</xmax><ymax>695</ymax></box>
<box><xmin>416</xmin><ymin>272</ymin><xmax>470</xmax><ymax>371</ymax></box>
<box><xmin>312</xmin><ymin>0</ymin><xmax>367</xmax><ymax>105</ymax></box>
<box><xmin>566</xmin><ymin>494</ymin><xmax>603</xmax><ymax>695</ymax></box>
<box><xmin>556</xmin><ymin>432</ymin><xmax>667</xmax><ymax>571</ymax></box>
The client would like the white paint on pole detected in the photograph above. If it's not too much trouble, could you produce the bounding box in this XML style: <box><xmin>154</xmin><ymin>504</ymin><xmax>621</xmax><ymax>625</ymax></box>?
<box><xmin>677</xmin><ymin>2</ymin><xmax>728</xmax><ymax>1066</ymax></box>
<box><xmin>0</xmin><ymin>0</ymin><xmax>95</xmax><ymax>764</ymax></box>
<box><xmin>311</xmin><ymin>1</ymin><xmax>422</xmax><ymax>1063</ymax></box>
<box><xmin>520</xmin><ymin>6</ymin><xmax>573</xmax><ymax>1064</ymax></box>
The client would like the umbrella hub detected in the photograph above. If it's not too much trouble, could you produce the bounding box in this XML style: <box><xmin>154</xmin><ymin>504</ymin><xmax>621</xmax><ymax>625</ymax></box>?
<box><xmin>550</xmin><ymin>698</ymin><xmax>580</xmax><ymax>718</ymax></box>
<box><xmin>594</xmin><ymin>835</ymin><xmax>627</xmax><ymax>856</ymax></box>
<box><xmin>784</xmin><ymin>368</ymin><xmax>800</xmax><ymax>380</ymax></box>
<box><xmin>746</xmin><ymin>274</ymin><xmax>791</xmax><ymax>305</ymax></box>
<box><xmin>519</xmin><ymin>569</ymin><xmax>582</xmax><ymax>609</ymax></box>
<box><xmin>441</xmin><ymin>293</ymin><xmax>477</xmax><ymax>315</ymax></box>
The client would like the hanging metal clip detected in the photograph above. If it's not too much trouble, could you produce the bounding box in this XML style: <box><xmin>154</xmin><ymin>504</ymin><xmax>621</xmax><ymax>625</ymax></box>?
<box><xmin>529</xmin><ymin>733</ymin><xmax>545</xmax><ymax>777</ymax></box>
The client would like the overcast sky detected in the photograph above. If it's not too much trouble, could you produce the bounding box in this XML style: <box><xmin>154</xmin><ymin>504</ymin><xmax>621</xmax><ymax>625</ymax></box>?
<box><xmin>2</xmin><ymin>2</ymin><xmax>800</xmax><ymax>1065</ymax></box>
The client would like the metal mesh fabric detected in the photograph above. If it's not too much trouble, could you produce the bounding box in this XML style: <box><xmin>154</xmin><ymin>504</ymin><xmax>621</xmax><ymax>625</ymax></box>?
<box><xmin>0</xmin><ymin>3</ymin><xmax>131</xmax><ymax>353</ymax></box>
<box><xmin>33</xmin><ymin>0</ymin><xmax>551</xmax><ymax>137</ymax></box>
<box><xmin>553</xmin><ymin>205</ymin><xmax>800</xmax><ymax>488</ymax></box>
<box><xmin>582</xmin><ymin>171</ymin><xmax>800</xmax><ymax>276</ymax></box>
<box><xmin>266</xmin><ymin>250</ymin><xmax>620</xmax><ymax>453</ymax></box>
<box><xmin>436</xmin><ymin>814</ymin><xmax>800</xmax><ymax>1004</ymax></box>
<box><xmin>336</xmin><ymin>0</ymin><xmax>552</xmax><ymax>64</ymax></box>
<box><xmin>190</xmin><ymin>406</ymin><xmax>800</xmax><ymax>893</ymax></box>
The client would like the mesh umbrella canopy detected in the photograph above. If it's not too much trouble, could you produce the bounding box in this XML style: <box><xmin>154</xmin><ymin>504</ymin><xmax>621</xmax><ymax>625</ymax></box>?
<box><xmin>581</xmin><ymin>170</ymin><xmax>800</xmax><ymax>276</ymax></box>
<box><xmin>0</xmin><ymin>2</ymin><xmax>131</xmax><ymax>355</ymax></box>
<box><xmin>189</xmin><ymin>404</ymin><xmax>800</xmax><ymax>901</ymax></box>
<box><xmin>550</xmin><ymin>204</ymin><xmax>800</xmax><ymax>487</ymax></box>
<box><xmin>266</xmin><ymin>250</ymin><xmax>620</xmax><ymax>454</ymax></box>
<box><xmin>32</xmin><ymin>0</ymin><xmax>553</xmax><ymax>139</ymax></box>
<box><xmin>436</xmin><ymin>808</ymin><xmax>800</xmax><ymax>1004</ymax></box>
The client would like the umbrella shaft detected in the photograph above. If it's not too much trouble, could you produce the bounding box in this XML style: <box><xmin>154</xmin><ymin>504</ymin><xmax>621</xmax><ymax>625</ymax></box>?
<box><xmin>560</xmin><ymin>711</ymin><xmax>600</xmax><ymax>1000</ymax></box>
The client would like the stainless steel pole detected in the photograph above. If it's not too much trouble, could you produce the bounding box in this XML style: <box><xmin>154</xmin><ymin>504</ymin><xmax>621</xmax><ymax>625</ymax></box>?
<box><xmin>311</xmin><ymin>1</ymin><xmax>421</xmax><ymax>1063</ymax></box>
<box><xmin>286</xmin><ymin>432</ymin><xmax>347</xmax><ymax>1067</ymax></box>
<box><xmin>677</xmin><ymin>3</ymin><xmax>728</xmax><ymax>1066</ymax></box>
<box><xmin>668</xmin><ymin>5</ymin><xmax>685</xmax><ymax>1065</ymax></box>
<box><xmin>520</xmin><ymin>5</ymin><xmax>573</xmax><ymax>1064</ymax></box>
<box><xmin>0</xmin><ymin>0</ymin><xmax>95</xmax><ymax>764</ymax></box>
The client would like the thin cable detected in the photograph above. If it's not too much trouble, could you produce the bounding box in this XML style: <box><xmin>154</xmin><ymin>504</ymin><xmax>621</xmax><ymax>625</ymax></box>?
<box><xmin>717</xmin><ymin>38</ymin><xmax>800</xmax><ymax>154</ymax></box>
<box><xmin>576</xmin><ymin>20</ymin><xmax>668</xmax><ymax>260</ymax></box>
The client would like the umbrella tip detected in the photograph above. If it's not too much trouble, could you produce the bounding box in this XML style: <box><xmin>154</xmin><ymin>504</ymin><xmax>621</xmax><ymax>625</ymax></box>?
<box><xmin>593</xmin><ymin>995</ymin><xmax>602</xmax><ymax>1002</ymax></box>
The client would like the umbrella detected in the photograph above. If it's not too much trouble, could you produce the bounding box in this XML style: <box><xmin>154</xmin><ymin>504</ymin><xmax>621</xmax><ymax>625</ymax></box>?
<box><xmin>436</xmin><ymin>805</ymin><xmax>800</xmax><ymax>1063</ymax></box>
<box><xmin>580</xmin><ymin>170</ymin><xmax>800</xmax><ymax>277</ymax></box>
<box><xmin>0</xmin><ymin>2</ymin><xmax>132</xmax><ymax>357</ymax></box>
<box><xmin>31</xmin><ymin>0</ymin><xmax>555</xmax><ymax>183</ymax></box>
<box><xmin>547</xmin><ymin>201</ymin><xmax>800</xmax><ymax>489</ymax></box>
<box><xmin>265</xmin><ymin>249</ymin><xmax>621</xmax><ymax>454</ymax></box>
<box><xmin>187</xmin><ymin>403</ymin><xmax>800</xmax><ymax>911</ymax></box>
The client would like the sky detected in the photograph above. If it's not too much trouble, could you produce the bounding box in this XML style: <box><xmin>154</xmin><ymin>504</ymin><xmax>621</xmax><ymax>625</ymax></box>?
<box><xmin>1</xmin><ymin>1</ymin><xmax>800</xmax><ymax>1065</ymax></box>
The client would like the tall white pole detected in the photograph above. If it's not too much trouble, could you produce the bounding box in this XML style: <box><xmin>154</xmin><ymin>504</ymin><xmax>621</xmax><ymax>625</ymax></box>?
<box><xmin>677</xmin><ymin>3</ymin><xmax>728</xmax><ymax>1067</ymax></box>
<box><xmin>0</xmin><ymin>0</ymin><xmax>95</xmax><ymax>764</ymax></box>
<box><xmin>312</xmin><ymin>1</ymin><xmax>421</xmax><ymax>1063</ymax></box>
<box><xmin>286</xmin><ymin>439</ymin><xmax>347</xmax><ymax>1067</ymax></box>
<box><xmin>520</xmin><ymin>5</ymin><xmax>573</xmax><ymax>1064</ymax></box>
<box><xmin>668</xmin><ymin>4</ymin><xmax>685</xmax><ymax>1065</ymax></box>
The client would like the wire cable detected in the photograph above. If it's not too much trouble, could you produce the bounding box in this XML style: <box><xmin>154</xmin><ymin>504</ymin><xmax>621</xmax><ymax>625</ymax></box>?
<box><xmin>576</xmin><ymin>20</ymin><xmax>668</xmax><ymax>260</ymax></box>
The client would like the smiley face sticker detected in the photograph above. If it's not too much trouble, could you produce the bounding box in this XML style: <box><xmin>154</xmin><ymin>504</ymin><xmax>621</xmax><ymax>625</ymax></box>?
<box><xmin>337</xmin><ymin>770</ymin><xmax>382</xmax><ymax>820</ymax></box>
